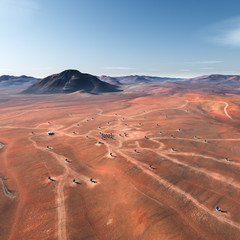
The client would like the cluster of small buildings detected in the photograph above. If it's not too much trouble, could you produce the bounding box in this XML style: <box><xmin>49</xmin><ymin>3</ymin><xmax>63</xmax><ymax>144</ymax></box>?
<box><xmin>100</xmin><ymin>132</ymin><xmax>114</xmax><ymax>140</ymax></box>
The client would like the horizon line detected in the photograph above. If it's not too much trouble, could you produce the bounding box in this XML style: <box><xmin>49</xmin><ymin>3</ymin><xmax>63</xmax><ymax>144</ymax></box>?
<box><xmin>1</xmin><ymin>70</ymin><xmax>240</xmax><ymax>79</ymax></box>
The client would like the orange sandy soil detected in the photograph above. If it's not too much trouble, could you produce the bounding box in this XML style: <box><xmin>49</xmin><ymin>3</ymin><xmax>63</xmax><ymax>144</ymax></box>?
<box><xmin>0</xmin><ymin>91</ymin><xmax>240</xmax><ymax>240</ymax></box>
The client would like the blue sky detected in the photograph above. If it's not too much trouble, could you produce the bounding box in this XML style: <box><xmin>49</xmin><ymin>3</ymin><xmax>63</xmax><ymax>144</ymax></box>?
<box><xmin>0</xmin><ymin>0</ymin><xmax>240</xmax><ymax>78</ymax></box>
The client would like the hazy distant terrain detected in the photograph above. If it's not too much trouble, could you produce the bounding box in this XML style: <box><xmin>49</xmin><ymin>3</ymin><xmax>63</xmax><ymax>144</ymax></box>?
<box><xmin>1</xmin><ymin>72</ymin><xmax>239</xmax><ymax>96</ymax></box>
<box><xmin>0</xmin><ymin>75</ymin><xmax>39</xmax><ymax>87</ymax></box>
<box><xmin>100</xmin><ymin>74</ymin><xmax>240</xmax><ymax>86</ymax></box>
<box><xmin>99</xmin><ymin>75</ymin><xmax>183</xmax><ymax>84</ymax></box>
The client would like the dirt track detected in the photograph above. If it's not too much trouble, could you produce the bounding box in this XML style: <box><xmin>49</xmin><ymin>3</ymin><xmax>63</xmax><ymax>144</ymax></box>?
<box><xmin>0</xmin><ymin>93</ymin><xmax>240</xmax><ymax>240</ymax></box>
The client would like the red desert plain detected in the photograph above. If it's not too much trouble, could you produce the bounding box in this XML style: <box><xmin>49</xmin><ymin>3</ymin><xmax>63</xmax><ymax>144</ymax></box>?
<box><xmin>1</xmin><ymin>89</ymin><xmax>240</xmax><ymax>240</ymax></box>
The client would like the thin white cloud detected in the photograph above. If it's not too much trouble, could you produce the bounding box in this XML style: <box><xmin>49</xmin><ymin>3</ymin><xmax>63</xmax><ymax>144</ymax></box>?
<box><xmin>198</xmin><ymin>61</ymin><xmax>222</xmax><ymax>64</ymax></box>
<box><xmin>200</xmin><ymin>67</ymin><xmax>215</xmax><ymax>70</ymax></box>
<box><xmin>185</xmin><ymin>60</ymin><xmax>223</xmax><ymax>64</ymax></box>
<box><xmin>104</xmin><ymin>67</ymin><xmax>135</xmax><ymax>70</ymax></box>
<box><xmin>0</xmin><ymin>0</ymin><xmax>39</xmax><ymax>16</ymax></box>
<box><xmin>204</xmin><ymin>16</ymin><xmax>240</xmax><ymax>47</ymax></box>
<box><xmin>179</xmin><ymin>69</ymin><xmax>191</xmax><ymax>72</ymax></box>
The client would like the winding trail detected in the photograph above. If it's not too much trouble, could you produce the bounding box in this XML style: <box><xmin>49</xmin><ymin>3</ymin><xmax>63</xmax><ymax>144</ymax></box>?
<box><xmin>223</xmin><ymin>102</ymin><xmax>233</xmax><ymax>119</ymax></box>
<box><xmin>28</xmin><ymin>136</ymin><xmax>68</xmax><ymax>240</ymax></box>
<box><xmin>189</xmin><ymin>100</ymin><xmax>233</xmax><ymax>120</ymax></box>
<box><xmin>56</xmin><ymin>170</ymin><xmax>68</xmax><ymax>240</ymax></box>
<box><xmin>28</xmin><ymin>133</ymin><xmax>95</xmax><ymax>240</ymax></box>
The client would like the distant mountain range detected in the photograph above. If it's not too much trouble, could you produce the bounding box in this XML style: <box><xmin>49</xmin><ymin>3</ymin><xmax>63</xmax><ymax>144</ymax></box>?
<box><xmin>1</xmin><ymin>71</ymin><xmax>239</xmax><ymax>94</ymax></box>
<box><xmin>186</xmin><ymin>74</ymin><xmax>240</xmax><ymax>84</ymax></box>
<box><xmin>99</xmin><ymin>75</ymin><xmax>183</xmax><ymax>84</ymax></box>
<box><xmin>0</xmin><ymin>75</ymin><xmax>39</xmax><ymax>86</ymax></box>
<box><xmin>22</xmin><ymin>70</ymin><xmax>121</xmax><ymax>94</ymax></box>
<box><xmin>99</xmin><ymin>74</ymin><xmax>240</xmax><ymax>85</ymax></box>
